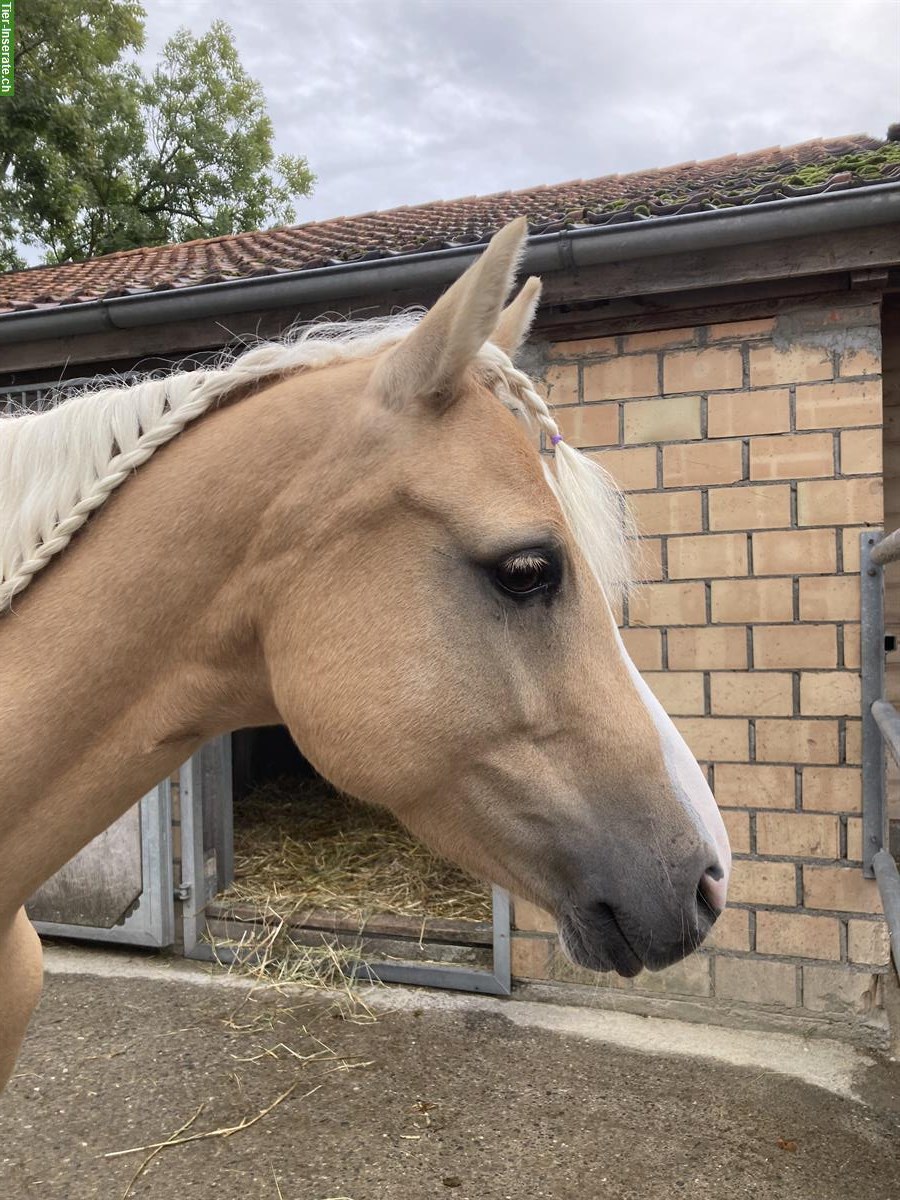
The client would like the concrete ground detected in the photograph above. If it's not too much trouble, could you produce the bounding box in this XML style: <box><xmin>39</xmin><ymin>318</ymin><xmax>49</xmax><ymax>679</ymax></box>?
<box><xmin>0</xmin><ymin>947</ymin><xmax>898</xmax><ymax>1200</ymax></box>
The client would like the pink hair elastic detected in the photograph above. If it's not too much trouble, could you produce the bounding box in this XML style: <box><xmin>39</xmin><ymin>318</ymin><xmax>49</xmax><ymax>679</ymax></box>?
<box><xmin>550</xmin><ymin>433</ymin><xmax>563</xmax><ymax>446</ymax></box>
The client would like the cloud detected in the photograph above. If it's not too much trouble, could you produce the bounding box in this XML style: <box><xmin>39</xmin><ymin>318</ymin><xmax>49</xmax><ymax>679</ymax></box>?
<box><xmin>141</xmin><ymin>0</ymin><xmax>900</xmax><ymax>223</ymax></box>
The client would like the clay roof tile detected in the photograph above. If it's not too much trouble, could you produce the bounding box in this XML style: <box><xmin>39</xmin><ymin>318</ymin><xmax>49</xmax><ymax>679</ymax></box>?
<box><xmin>0</xmin><ymin>134</ymin><xmax>892</xmax><ymax>312</ymax></box>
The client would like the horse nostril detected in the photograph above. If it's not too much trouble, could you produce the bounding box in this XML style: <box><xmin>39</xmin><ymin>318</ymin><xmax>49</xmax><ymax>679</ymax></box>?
<box><xmin>697</xmin><ymin>865</ymin><xmax>724</xmax><ymax>921</ymax></box>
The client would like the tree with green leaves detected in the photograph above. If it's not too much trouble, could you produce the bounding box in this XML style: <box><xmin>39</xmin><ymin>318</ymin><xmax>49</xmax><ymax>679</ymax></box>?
<box><xmin>0</xmin><ymin>2</ymin><xmax>315</xmax><ymax>268</ymax></box>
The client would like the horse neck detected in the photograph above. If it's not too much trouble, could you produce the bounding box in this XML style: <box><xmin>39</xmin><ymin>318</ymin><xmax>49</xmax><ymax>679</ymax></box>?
<box><xmin>0</xmin><ymin>368</ymin><xmax>348</xmax><ymax>905</ymax></box>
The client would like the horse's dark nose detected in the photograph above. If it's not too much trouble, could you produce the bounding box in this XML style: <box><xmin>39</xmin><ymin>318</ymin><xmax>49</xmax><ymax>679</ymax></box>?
<box><xmin>561</xmin><ymin>838</ymin><xmax>728</xmax><ymax>977</ymax></box>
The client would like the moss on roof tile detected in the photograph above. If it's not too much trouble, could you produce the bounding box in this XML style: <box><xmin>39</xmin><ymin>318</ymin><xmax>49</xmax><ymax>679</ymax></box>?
<box><xmin>783</xmin><ymin>143</ymin><xmax>900</xmax><ymax>187</ymax></box>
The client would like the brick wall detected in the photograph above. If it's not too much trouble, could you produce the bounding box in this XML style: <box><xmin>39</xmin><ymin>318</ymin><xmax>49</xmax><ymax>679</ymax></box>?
<box><xmin>516</xmin><ymin>300</ymin><xmax>890</xmax><ymax>1041</ymax></box>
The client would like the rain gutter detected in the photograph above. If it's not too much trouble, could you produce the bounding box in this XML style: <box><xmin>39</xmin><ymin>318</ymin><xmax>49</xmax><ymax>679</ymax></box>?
<box><xmin>2</xmin><ymin>181</ymin><xmax>899</xmax><ymax>348</ymax></box>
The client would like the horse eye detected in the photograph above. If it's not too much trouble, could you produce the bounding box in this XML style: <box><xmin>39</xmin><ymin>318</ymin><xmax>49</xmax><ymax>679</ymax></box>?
<box><xmin>494</xmin><ymin>551</ymin><xmax>556</xmax><ymax>598</ymax></box>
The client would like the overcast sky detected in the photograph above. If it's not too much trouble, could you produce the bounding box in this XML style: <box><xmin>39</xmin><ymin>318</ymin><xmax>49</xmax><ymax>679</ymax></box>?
<box><xmin>144</xmin><ymin>0</ymin><xmax>897</xmax><ymax>224</ymax></box>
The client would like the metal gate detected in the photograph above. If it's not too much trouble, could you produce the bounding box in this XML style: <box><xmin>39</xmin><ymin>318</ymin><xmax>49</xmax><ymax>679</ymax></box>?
<box><xmin>859</xmin><ymin>529</ymin><xmax>900</xmax><ymax>978</ymax></box>
<box><xmin>27</xmin><ymin>783</ymin><xmax>175</xmax><ymax>947</ymax></box>
<box><xmin>179</xmin><ymin>737</ymin><xmax>511</xmax><ymax>996</ymax></box>
<box><xmin>25</xmin><ymin>734</ymin><xmax>235</xmax><ymax>951</ymax></box>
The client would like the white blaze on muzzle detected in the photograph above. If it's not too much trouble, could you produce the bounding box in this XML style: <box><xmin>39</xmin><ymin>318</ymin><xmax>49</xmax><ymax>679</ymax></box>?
<box><xmin>613</xmin><ymin>626</ymin><xmax>732</xmax><ymax>911</ymax></box>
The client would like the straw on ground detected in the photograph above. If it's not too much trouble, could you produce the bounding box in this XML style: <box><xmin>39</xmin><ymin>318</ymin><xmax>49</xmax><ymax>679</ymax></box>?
<box><xmin>222</xmin><ymin>776</ymin><xmax>491</xmax><ymax>923</ymax></box>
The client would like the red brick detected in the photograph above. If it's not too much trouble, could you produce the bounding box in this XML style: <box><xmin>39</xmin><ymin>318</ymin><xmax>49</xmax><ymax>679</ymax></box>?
<box><xmin>630</xmin><ymin>489</ymin><xmax>703</xmax><ymax>535</ymax></box>
<box><xmin>710</xmin><ymin>672</ymin><xmax>793</xmax><ymax>716</ymax></box>
<box><xmin>753</xmin><ymin>625</ymin><xmax>837</xmax><ymax>670</ymax></box>
<box><xmin>796</xmin><ymin>478</ymin><xmax>882</xmax><ymax>527</ymax></box>
<box><xmin>663</xmin><ymin>347</ymin><xmax>743</xmax><ymax>394</ymax></box>
<box><xmin>707</xmin><ymin>906</ymin><xmax>751</xmax><ymax>951</ymax></box>
<box><xmin>715</xmin><ymin>957</ymin><xmax>797</xmax><ymax>1007</ymax></box>
<box><xmin>707</xmin><ymin>317</ymin><xmax>776</xmax><ymax>341</ymax></box>
<box><xmin>757</xmin><ymin>812</ymin><xmax>840</xmax><ymax>858</ymax></box>
<box><xmin>643</xmin><ymin>671</ymin><xmax>706</xmax><ymax>716</ymax></box>
<box><xmin>708</xmin><ymin>484</ymin><xmax>791</xmax><ymax>531</ymax></box>
<box><xmin>720</xmin><ymin>809</ymin><xmax>751</xmax><ymax>854</ymax></box>
<box><xmin>750</xmin><ymin>343</ymin><xmax>833</xmax><ymax>387</ymax></box>
<box><xmin>795</xmin><ymin>379</ymin><xmax>881</xmax><ymax>429</ymax></box>
<box><xmin>803</xmin><ymin>867</ymin><xmax>883</xmax><ymax>913</ymax></box>
<box><xmin>667</xmin><ymin>626</ymin><xmax>748</xmax><ymax>669</ymax></box>
<box><xmin>623</xmin><ymin>395</ymin><xmax>700</xmax><ymax>443</ymax></box>
<box><xmin>585</xmin><ymin>354</ymin><xmax>658</xmax><ymax>402</ymax></box>
<box><xmin>797</xmin><ymin>576</ymin><xmax>859</xmax><ymax>621</ymax></box>
<box><xmin>802</xmin><ymin>965</ymin><xmax>880</xmax><ymax>1013</ymax></box>
<box><xmin>553</xmin><ymin>403</ymin><xmax>618</xmax><ymax>448</ymax></box>
<box><xmin>673</xmin><ymin>717</ymin><xmax>748</xmax><ymax>762</ymax></box>
<box><xmin>707</xmin><ymin>389</ymin><xmax>790</xmax><ymax>438</ymax></box>
<box><xmin>714</xmin><ymin>763</ymin><xmax>795</xmax><ymax>809</ymax></box>
<box><xmin>751</xmin><ymin>529</ymin><xmax>836</xmax><ymax>576</ymax></box>
<box><xmin>801</xmin><ymin>767</ymin><xmax>861</xmax><ymax>814</ymax></box>
<box><xmin>668</xmin><ymin>533</ymin><xmax>748</xmax><ymax>579</ymax></box>
<box><xmin>628</xmin><ymin>581</ymin><xmax>706</xmax><ymax>627</ymax></box>
<box><xmin>847</xmin><ymin>919</ymin><xmax>891</xmax><ymax>965</ymax></box>
<box><xmin>620</xmin><ymin>627</ymin><xmax>661</xmax><ymax>669</ymax></box>
<box><xmin>711</xmin><ymin>578</ymin><xmax>793</xmax><ymax>623</ymax></box>
<box><xmin>799</xmin><ymin>671</ymin><xmax>860</xmax><ymax>716</ymax></box>
<box><xmin>755</xmin><ymin>912</ymin><xmax>841</xmax><ymax>960</ymax></box>
<box><xmin>755</xmin><ymin>719</ymin><xmax>839</xmax><ymax>765</ymax></box>
<box><xmin>728</xmin><ymin>859</ymin><xmax>797</xmax><ymax>905</ymax></box>
<box><xmin>547</xmin><ymin>336</ymin><xmax>617</xmax><ymax>360</ymax></box>
<box><xmin>623</xmin><ymin>328</ymin><xmax>695</xmax><ymax>353</ymax></box>
<box><xmin>749</xmin><ymin>432</ymin><xmax>834</xmax><ymax>481</ymax></box>
<box><xmin>541</xmin><ymin>363</ymin><xmax>579</xmax><ymax>406</ymax></box>
<box><xmin>663</xmin><ymin>440</ymin><xmax>744</xmax><ymax>487</ymax></box>
<box><xmin>588</xmin><ymin>446</ymin><xmax>657</xmax><ymax>491</ymax></box>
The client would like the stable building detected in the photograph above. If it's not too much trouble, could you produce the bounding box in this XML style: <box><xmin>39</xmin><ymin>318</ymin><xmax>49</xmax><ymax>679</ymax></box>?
<box><xmin>2</xmin><ymin>131</ymin><xmax>899</xmax><ymax>1044</ymax></box>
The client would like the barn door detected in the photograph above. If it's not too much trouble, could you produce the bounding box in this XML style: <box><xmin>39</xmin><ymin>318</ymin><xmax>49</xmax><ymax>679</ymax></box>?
<box><xmin>26</xmin><ymin>783</ymin><xmax>175</xmax><ymax>948</ymax></box>
<box><xmin>179</xmin><ymin>737</ymin><xmax>235</xmax><ymax>956</ymax></box>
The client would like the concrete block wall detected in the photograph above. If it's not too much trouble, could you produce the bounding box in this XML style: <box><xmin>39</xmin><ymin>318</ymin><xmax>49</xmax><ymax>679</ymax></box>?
<box><xmin>515</xmin><ymin>299</ymin><xmax>891</xmax><ymax>1041</ymax></box>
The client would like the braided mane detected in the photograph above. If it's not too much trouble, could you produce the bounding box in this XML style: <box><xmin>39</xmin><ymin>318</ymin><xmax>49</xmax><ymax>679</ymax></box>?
<box><xmin>0</xmin><ymin>317</ymin><xmax>635</xmax><ymax>613</ymax></box>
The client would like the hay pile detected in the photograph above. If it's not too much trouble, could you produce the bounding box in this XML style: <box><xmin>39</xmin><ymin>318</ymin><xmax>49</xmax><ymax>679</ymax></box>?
<box><xmin>220</xmin><ymin>776</ymin><xmax>492</xmax><ymax>923</ymax></box>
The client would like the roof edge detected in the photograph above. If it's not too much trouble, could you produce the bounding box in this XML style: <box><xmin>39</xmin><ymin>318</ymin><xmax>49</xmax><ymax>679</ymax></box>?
<box><xmin>2</xmin><ymin>181</ymin><xmax>899</xmax><ymax>348</ymax></box>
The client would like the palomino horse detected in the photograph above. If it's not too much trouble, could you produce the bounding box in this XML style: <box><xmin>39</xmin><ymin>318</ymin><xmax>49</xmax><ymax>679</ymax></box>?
<box><xmin>0</xmin><ymin>219</ymin><xmax>730</xmax><ymax>1090</ymax></box>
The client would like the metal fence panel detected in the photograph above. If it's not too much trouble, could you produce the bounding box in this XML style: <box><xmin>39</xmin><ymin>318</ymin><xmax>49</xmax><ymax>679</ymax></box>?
<box><xmin>861</xmin><ymin>531</ymin><xmax>887</xmax><ymax>878</ymax></box>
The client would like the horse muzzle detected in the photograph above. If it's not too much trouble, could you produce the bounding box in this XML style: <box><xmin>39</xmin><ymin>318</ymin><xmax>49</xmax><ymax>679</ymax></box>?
<box><xmin>557</xmin><ymin>854</ymin><xmax>725</xmax><ymax>977</ymax></box>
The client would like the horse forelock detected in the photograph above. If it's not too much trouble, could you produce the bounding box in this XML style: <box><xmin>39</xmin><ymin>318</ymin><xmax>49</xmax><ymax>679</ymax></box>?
<box><xmin>473</xmin><ymin>342</ymin><xmax>639</xmax><ymax>607</ymax></box>
<box><xmin>0</xmin><ymin>315</ymin><xmax>636</xmax><ymax>613</ymax></box>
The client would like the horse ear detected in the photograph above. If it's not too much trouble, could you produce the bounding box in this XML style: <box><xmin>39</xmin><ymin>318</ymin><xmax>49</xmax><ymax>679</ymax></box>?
<box><xmin>490</xmin><ymin>276</ymin><xmax>542</xmax><ymax>359</ymax></box>
<box><xmin>372</xmin><ymin>217</ymin><xmax>528</xmax><ymax>410</ymax></box>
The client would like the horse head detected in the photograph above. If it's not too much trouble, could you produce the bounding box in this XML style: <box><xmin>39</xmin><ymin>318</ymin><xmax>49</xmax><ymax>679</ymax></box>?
<box><xmin>258</xmin><ymin>219</ymin><xmax>731</xmax><ymax>975</ymax></box>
